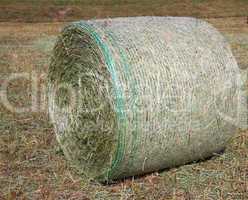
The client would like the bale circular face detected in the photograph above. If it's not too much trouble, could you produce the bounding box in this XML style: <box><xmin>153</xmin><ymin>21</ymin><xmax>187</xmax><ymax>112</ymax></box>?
<box><xmin>48</xmin><ymin>23</ymin><xmax>118</xmax><ymax>180</ymax></box>
<box><xmin>48</xmin><ymin>17</ymin><xmax>242</xmax><ymax>182</ymax></box>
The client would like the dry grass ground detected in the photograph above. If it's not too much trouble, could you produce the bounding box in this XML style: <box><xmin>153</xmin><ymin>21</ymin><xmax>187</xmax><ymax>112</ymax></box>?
<box><xmin>0</xmin><ymin>12</ymin><xmax>247</xmax><ymax>200</ymax></box>
<box><xmin>0</xmin><ymin>0</ymin><xmax>247</xmax><ymax>22</ymax></box>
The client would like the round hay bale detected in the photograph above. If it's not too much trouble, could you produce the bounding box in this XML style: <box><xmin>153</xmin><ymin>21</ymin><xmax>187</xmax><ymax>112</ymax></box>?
<box><xmin>48</xmin><ymin>16</ymin><xmax>241</xmax><ymax>182</ymax></box>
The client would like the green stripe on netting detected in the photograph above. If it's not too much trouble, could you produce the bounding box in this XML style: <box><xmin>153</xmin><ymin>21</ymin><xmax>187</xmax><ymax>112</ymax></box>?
<box><xmin>75</xmin><ymin>21</ymin><xmax>127</xmax><ymax>180</ymax></box>
<box><xmin>104</xmin><ymin>30</ymin><xmax>139</xmax><ymax>175</ymax></box>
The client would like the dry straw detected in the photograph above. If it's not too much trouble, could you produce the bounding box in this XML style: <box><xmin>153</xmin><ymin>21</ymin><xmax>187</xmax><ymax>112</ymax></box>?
<box><xmin>48</xmin><ymin>16</ymin><xmax>243</xmax><ymax>182</ymax></box>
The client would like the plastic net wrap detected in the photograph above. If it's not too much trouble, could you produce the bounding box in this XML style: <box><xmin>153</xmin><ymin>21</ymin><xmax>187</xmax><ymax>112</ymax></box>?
<box><xmin>48</xmin><ymin>16</ymin><xmax>243</xmax><ymax>182</ymax></box>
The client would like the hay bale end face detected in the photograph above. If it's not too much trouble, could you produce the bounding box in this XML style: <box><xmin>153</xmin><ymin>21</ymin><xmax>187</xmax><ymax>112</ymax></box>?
<box><xmin>48</xmin><ymin>17</ymin><xmax>241</xmax><ymax>182</ymax></box>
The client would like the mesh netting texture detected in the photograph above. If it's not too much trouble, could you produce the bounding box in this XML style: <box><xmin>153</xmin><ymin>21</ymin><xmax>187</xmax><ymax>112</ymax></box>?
<box><xmin>48</xmin><ymin>16</ymin><xmax>243</xmax><ymax>182</ymax></box>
